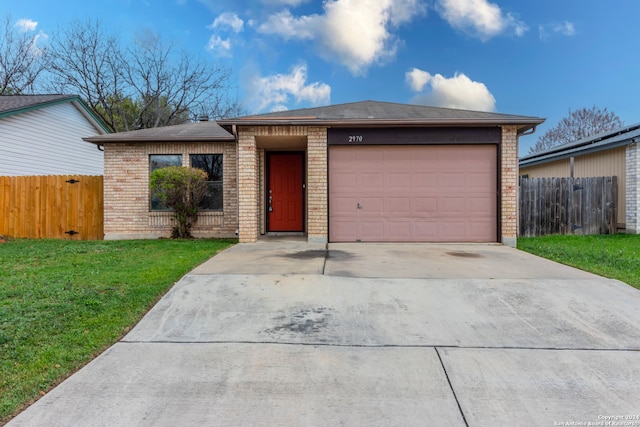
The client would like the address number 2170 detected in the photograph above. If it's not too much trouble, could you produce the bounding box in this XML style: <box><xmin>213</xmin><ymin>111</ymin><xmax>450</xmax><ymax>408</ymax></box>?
<box><xmin>348</xmin><ymin>135</ymin><xmax>364</xmax><ymax>143</ymax></box>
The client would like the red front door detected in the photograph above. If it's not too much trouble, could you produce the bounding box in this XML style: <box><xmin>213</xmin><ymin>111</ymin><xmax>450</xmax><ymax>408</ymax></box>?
<box><xmin>268</xmin><ymin>153</ymin><xmax>304</xmax><ymax>232</ymax></box>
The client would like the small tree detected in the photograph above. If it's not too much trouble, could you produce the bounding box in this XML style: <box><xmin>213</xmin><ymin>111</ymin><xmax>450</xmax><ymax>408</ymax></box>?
<box><xmin>150</xmin><ymin>166</ymin><xmax>208</xmax><ymax>238</ymax></box>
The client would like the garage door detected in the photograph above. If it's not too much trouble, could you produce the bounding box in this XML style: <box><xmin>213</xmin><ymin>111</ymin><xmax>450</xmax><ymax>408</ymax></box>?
<box><xmin>329</xmin><ymin>145</ymin><xmax>497</xmax><ymax>242</ymax></box>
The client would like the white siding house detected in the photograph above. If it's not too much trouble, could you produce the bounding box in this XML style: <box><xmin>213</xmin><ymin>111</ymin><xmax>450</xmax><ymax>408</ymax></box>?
<box><xmin>0</xmin><ymin>95</ymin><xmax>109</xmax><ymax>176</ymax></box>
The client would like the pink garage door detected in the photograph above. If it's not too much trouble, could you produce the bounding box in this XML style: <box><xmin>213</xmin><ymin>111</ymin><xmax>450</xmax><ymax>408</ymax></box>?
<box><xmin>329</xmin><ymin>145</ymin><xmax>497</xmax><ymax>242</ymax></box>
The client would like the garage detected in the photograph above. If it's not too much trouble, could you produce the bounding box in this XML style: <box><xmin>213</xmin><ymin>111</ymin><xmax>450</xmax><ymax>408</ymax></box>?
<box><xmin>216</xmin><ymin>100</ymin><xmax>544</xmax><ymax>246</ymax></box>
<box><xmin>328</xmin><ymin>128</ymin><xmax>499</xmax><ymax>243</ymax></box>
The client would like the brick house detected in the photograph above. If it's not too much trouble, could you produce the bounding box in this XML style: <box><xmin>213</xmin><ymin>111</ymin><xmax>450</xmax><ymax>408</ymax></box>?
<box><xmin>85</xmin><ymin>100</ymin><xmax>544</xmax><ymax>246</ymax></box>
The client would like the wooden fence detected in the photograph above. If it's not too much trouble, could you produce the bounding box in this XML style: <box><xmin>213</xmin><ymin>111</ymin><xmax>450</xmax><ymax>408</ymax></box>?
<box><xmin>0</xmin><ymin>175</ymin><xmax>103</xmax><ymax>240</ymax></box>
<box><xmin>519</xmin><ymin>176</ymin><xmax>617</xmax><ymax>237</ymax></box>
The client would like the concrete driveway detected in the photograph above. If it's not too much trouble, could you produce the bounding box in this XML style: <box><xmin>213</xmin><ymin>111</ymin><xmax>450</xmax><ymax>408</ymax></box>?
<box><xmin>8</xmin><ymin>240</ymin><xmax>640</xmax><ymax>426</ymax></box>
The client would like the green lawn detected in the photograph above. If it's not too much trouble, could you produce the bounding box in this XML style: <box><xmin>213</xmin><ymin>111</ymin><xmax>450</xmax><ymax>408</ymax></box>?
<box><xmin>518</xmin><ymin>234</ymin><xmax>640</xmax><ymax>289</ymax></box>
<box><xmin>0</xmin><ymin>238</ymin><xmax>235</xmax><ymax>423</ymax></box>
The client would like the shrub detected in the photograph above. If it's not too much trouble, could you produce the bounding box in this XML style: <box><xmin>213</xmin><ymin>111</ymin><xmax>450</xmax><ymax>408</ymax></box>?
<box><xmin>150</xmin><ymin>166</ymin><xmax>208</xmax><ymax>238</ymax></box>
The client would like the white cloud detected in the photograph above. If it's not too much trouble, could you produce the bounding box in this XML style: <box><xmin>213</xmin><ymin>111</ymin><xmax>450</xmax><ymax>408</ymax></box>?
<box><xmin>15</xmin><ymin>19</ymin><xmax>38</xmax><ymax>33</ymax></box>
<box><xmin>261</xmin><ymin>0</ymin><xmax>310</xmax><ymax>6</ymax></box>
<box><xmin>209</xmin><ymin>12</ymin><xmax>244</xmax><ymax>33</ymax></box>
<box><xmin>258</xmin><ymin>0</ymin><xmax>426</xmax><ymax>75</ymax></box>
<box><xmin>405</xmin><ymin>68</ymin><xmax>432</xmax><ymax>92</ymax></box>
<box><xmin>539</xmin><ymin>21</ymin><xmax>575</xmax><ymax>40</ymax></box>
<box><xmin>206</xmin><ymin>35</ymin><xmax>232</xmax><ymax>57</ymax></box>
<box><xmin>246</xmin><ymin>64</ymin><xmax>331</xmax><ymax>112</ymax></box>
<box><xmin>407</xmin><ymin>69</ymin><xmax>496</xmax><ymax>112</ymax></box>
<box><xmin>435</xmin><ymin>0</ymin><xmax>526</xmax><ymax>40</ymax></box>
<box><xmin>258</xmin><ymin>10</ymin><xmax>316</xmax><ymax>40</ymax></box>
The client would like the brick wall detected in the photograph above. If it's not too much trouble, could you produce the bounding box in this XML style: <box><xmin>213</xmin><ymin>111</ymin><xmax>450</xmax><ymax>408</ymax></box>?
<box><xmin>627</xmin><ymin>143</ymin><xmax>639</xmax><ymax>233</ymax></box>
<box><xmin>237</xmin><ymin>127</ymin><xmax>258</xmax><ymax>242</ymax></box>
<box><xmin>103</xmin><ymin>141</ymin><xmax>238</xmax><ymax>239</ymax></box>
<box><xmin>307</xmin><ymin>127</ymin><xmax>328</xmax><ymax>243</ymax></box>
<box><xmin>501</xmin><ymin>125</ymin><xmax>518</xmax><ymax>247</ymax></box>
<box><xmin>236</xmin><ymin>125</ymin><xmax>329</xmax><ymax>243</ymax></box>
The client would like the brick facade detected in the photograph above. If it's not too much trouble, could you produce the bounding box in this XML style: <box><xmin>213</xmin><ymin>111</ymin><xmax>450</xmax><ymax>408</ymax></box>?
<box><xmin>307</xmin><ymin>127</ymin><xmax>328</xmax><ymax>243</ymax></box>
<box><xmin>501</xmin><ymin>125</ymin><xmax>519</xmax><ymax>247</ymax></box>
<box><xmin>236</xmin><ymin>125</ymin><xmax>329</xmax><ymax>243</ymax></box>
<box><xmin>237</xmin><ymin>127</ymin><xmax>258</xmax><ymax>242</ymax></box>
<box><xmin>235</xmin><ymin>124</ymin><xmax>517</xmax><ymax>245</ymax></box>
<box><xmin>103</xmin><ymin>123</ymin><xmax>519</xmax><ymax>246</ymax></box>
<box><xmin>103</xmin><ymin>141</ymin><xmax>238</xmax><ymax>239</ymax></box>
<box><xmin>626</xmin><ymin>143</ymin><xmax>640</xmax><ymax>233</ymax></box>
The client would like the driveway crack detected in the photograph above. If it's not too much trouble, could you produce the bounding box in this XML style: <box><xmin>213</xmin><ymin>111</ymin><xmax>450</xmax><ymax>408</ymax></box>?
<box><xmin>435</xmin><ymin>347</ymin><xmax>469</xmax><ymax>427</ymax></box>
<box><xmin>322</xmin><ymin>246</ymin><xmax>328</xmax><ymax>275</ymax></box>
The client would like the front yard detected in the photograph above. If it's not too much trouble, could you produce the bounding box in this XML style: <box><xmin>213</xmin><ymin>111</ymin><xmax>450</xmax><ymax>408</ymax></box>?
<box><xmin>1</xmin><ymin>234</ymin><xmax>638</xmax><ymax>422</ymax></box>
<box><xmin>0</xmin><ymin>238</ymin><xmax>235</xmax><ymax>423</ymax></box>
<box><xmin>517</xmin><ymin>234</ymin><xmax>640</xmax><ymax>289</ymax></box>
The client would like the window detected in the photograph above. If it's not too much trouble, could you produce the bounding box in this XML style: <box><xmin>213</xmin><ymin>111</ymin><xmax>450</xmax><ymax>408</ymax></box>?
<box><xmin>191</xmin><ymin>154</ymin><xmax>223</xmax><ymax>211</ymax></box>
<box><xmin>150</xmin><ymin>155</ymin><xmax>182</xmax><ymax>211</ymax></box>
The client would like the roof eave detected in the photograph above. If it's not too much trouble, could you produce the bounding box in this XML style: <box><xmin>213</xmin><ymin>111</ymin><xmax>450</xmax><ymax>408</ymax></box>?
<box><xmin>520</xmin><ymin>138</ymin><xmax>635</xmax><ymax>168</ymax></box>
<box><xmin>83</xmin><ymin>136</ymin><xmax>235</xmax><ymax>144</ymax></box>
<box><xmin>71</xmin><ymin>99</ymin><xmax>111</xmax><ymax>134</ymax></box>
<box><xmin>218</xmin><ymin>117</ymin><xmax>544</xmax><ymax>130</ymax></box>
<box><xmin>0</xmin><ymin>95</ymin><xmax>78</xmax><ymax>119</ymax></box>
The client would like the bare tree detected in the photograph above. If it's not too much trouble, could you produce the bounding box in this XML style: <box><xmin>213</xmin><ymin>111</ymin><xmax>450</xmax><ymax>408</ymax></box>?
<box><xmin>45</xmin><ymin>20</ymin><xmax>240</xmax><ymax>132</ymax></box>
<box><xmin>529</xmin><ymin>106</ymin><xmax>624</xmax><ymax>154</ymax></box>
<box><xmin>0</xmin><ymin>15</ymin><xmax>47</xmax><ymax>95</ymax></box>
<box><xmin>45</xmin><ymin>20</ymin><xmax>126</xmax><ymax>131</ymax></box>
<box><xmin>191</xmin><ymin>92</ymin><xmax>246</xmax><ymax>121</ymax></box>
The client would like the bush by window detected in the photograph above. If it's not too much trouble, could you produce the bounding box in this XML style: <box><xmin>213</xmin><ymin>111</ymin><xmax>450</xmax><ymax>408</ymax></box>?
<box><xmin>150</xmin><ymin>155</ymin><xmax>182</xmax><ymax>210</ymax></box>
<box><xmin>191</xmin><ymin>154</ymin><xmax>223</xmax><ymax>211</ymax></box>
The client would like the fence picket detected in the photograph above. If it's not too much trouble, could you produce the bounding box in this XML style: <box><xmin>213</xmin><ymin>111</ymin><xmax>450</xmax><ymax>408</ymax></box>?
<box><xmin>519</xmin><ymin>176</ymin><xmax>617</xmax><ymax>237</ymax></box>
<box><xmin>0</xmin><ymin>175</ymin><xmax>104</xmax><ymax>240</ymax></box>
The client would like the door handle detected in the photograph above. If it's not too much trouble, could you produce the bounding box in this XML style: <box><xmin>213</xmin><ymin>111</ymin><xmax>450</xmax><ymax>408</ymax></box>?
<box><xmin>357</xmin><ymin>202</ymin><xmax>362</xmax><ymax>209</ymax></box>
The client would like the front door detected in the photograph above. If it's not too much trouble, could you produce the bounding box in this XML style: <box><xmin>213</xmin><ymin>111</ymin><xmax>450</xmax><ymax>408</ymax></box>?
<box><xmin>268</xmin><ymin>153</ymin><xmax>304</xmax><ymax>232</ymax></box>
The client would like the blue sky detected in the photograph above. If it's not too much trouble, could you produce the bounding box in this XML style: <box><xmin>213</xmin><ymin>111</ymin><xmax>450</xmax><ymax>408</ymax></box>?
<box><xmin>4</xmin><ymin>0</ymin><xmax>640</xmax><ymax>152</ymax></box>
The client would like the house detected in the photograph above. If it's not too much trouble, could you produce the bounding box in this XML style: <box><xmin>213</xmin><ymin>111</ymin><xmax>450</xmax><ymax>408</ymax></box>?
<box><xmin>85</xmin><ymin>100</ymin><xmax>544</xmax><ymax>246</ymax></box>
<box><xmin>519</xmin><ymin>123</ymin><xmax>640</xmax><ymax>233</ymax></box>
<box><xmin>0</xmin><ymin>95</ymin><xmax>109</xmax><ymax>176</ymax></box>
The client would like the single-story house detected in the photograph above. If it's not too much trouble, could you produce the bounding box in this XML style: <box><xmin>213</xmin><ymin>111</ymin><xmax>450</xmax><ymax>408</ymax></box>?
<box><xmin>0</xmin><ymin>95</ymin><xmax>109</xmax><ymax>176</ymax></box>
<box><xmin>519</xmin><ymin>123</ymin><xmax>640</xmax><ymax>233</ymax></box>
<box><xmin>85</xmin><ymin>100</ymin><xmax>544</xmax><ymax>246</ymax></box>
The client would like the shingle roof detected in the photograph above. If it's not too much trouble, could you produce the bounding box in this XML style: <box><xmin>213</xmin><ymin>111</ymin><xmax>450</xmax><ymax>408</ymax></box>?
<box><xmin>218</xmin><ymin>100</ymin><xmax>545</xmax><ymax>133</ymax></box>
<box><xmin>0</xmin><ymin>94</ymin><xmax>78</xmax><ymax>115</ymax></box>
<box><xmin>520</xmin><ymin>122</ymin><xmax>640</xmax><ymax>167</ymax></box>
<box><xmin>83</xmin><ymin>120</ymin><xmax>234</xmax><ymax>143</ymax></box>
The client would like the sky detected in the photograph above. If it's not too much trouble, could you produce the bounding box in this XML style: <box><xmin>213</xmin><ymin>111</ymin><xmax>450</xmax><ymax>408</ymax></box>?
<box><xmin>3</xmin><ymin>0</ymin><xmax>640</xmax><ymax>153</ymax></box>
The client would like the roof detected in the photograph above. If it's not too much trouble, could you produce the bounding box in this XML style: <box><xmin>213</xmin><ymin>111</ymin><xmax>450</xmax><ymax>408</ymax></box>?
<box><xmin>0</xmin><ymin>94</ymin><xmax>111</xmax><ymax>133</ymax></box>
<box><xmin>520</xmin><ymin>122</ymin><xmax>640</xmax><ymax>168</ymax></box>
<box><xmin>218</xmin><ymin>100</ymin><xmax>545</xmax><ymax>134</ymax></box>
<box><xmin>83</xmin><ymin>119</ymin><xmax>234</xmax><ymax>143</ymax></box>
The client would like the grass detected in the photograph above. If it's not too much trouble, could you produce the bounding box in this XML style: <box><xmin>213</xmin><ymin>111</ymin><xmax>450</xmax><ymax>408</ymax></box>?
<box><xmin>517</xmin><ymin>234</ymin><xmax>640</xmax><ymax>289</ymax></box>
<box><xmin>0</xmin><ymin>238</ymin><xmax>235</xmax><ymax>423</ymax></box>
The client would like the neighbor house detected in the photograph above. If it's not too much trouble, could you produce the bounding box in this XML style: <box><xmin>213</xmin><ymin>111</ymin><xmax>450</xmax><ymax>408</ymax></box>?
<box><xmin>0</xmin><ymin>95</ymin><xmax>109</xmax><ymax>176</ymax></box>
<box><xmin>85</xmin><ymin>100</ymin><xmax>544</xmax><ymax>246</ymax></box>
<box><xmin>519</xmin><ymin>123</ymin><xmax>640</xmax><ymax>233</ymax></box>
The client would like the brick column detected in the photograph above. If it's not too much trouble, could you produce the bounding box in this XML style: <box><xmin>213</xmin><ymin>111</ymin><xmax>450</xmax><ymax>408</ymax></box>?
<box><xmin>501</xmin><ymin>125</ymin><xmax>518</xmax><ymax>247</ymax></box>
<box><xmin>237</xmin><ymin>127</ymin><xmax>258</xmax><ymax>242</ymax></box>
<box><xmin>307</xmin><ymin>127</ymin><xmax>328</xmax><ymax>243</ymax></box>
<box><xmin>626</xmin><ymin>143</ymin><xmax>640</xmax><ymax>233</ymax></box>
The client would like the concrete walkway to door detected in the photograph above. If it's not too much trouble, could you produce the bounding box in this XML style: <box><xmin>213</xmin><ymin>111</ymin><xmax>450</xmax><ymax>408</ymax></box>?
<box><xmin>8</xmin><ymin>240</ymin><xmax>640</xmax><ymax>426</ymax></box>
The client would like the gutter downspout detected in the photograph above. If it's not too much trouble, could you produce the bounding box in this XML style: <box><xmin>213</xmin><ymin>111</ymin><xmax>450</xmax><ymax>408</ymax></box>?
<box><xmin>518</xmin><ymin>125</ymin><xmax>538</xmax><ymax>137</ymax></box>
